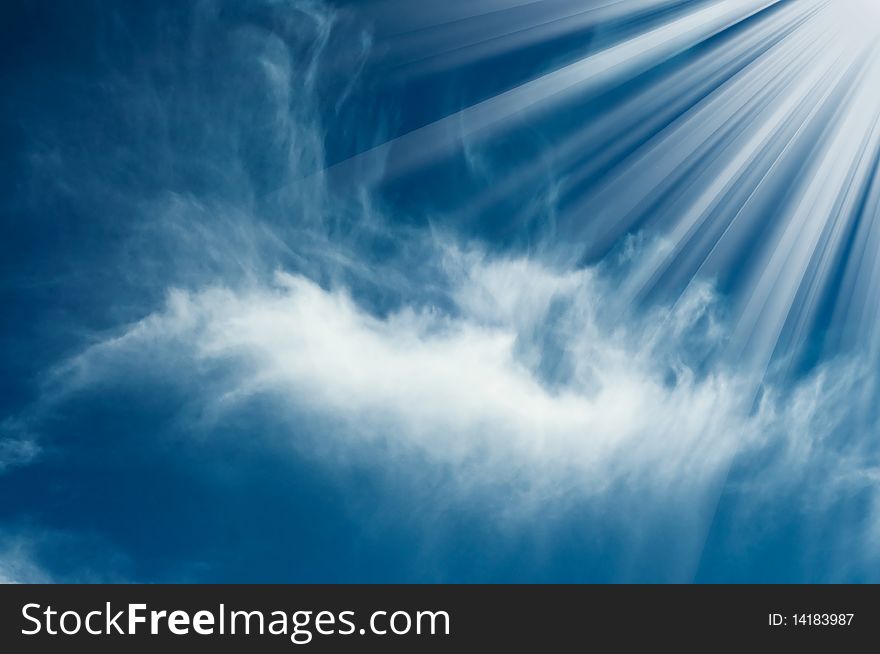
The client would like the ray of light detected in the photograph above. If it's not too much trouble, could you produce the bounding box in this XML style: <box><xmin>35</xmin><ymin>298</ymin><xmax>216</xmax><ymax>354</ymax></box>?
<box><xmin>321</xmin><ymin>0</ymin><xmax>787</xmax><ymax>182</ymax></box>
<box><xmin>289</xmin><ymin>0</ymin><xmax>880</xmax><ymax>381</ymax></box>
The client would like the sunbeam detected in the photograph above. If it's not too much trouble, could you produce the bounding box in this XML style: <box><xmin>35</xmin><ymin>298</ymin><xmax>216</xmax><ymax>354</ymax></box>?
<box><xmin>4</xmin><ymin>0</ymin><xmax>880</xmax><ymax>585</ymax></box>
<box><xmin>331</xmin><ymin>0</ymin><xmax>880</xmax><ymax>379</ymax></box>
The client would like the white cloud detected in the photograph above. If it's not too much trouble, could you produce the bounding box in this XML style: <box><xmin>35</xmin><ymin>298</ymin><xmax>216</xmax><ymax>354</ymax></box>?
<box><xmin>50</xmin><ymin>250</ymin><xmax>767</xmax><ymax>511</ymax></box>
<box><xmin>0</xmin><ymin>538</ymin><xmax>51</xmax><ymax>584</ymax></box>
<box><xmin>13</xmin><ymin>230</ymin><xmax>878</xmax><ymax>578</ymax></box>
<box><xmin>0</xmin><ymin>421</ymin><xmax>40</xmax><ymax>475</ymax></box>
<box><xmin>6</xmin><ymin>0</ymin><xmax>879</xmax><ymax>581</ymax></box>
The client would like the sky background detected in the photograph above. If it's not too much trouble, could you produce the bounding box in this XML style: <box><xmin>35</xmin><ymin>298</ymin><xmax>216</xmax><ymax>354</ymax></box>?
<box><xmin>2</xmin><ymin>0</ymin><xmax>880</xmax><ymax>583</ymax></box>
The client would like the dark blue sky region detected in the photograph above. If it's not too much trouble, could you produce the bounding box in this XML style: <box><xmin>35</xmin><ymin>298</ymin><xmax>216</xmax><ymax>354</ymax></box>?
<box><xmin>2</xmin><ymin>0</ymin><xmax>880</xmax><ymax>583</ymax></box>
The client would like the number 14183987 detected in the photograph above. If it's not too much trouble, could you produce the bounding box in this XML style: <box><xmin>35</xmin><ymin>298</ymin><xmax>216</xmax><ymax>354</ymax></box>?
<box><xmin>769</xmin><ymin>613</ymin><xmax>854</xmax><ymax>627</ymax></box>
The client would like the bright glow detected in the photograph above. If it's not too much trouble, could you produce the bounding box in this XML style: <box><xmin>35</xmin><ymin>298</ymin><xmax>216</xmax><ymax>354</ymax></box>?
<box><xmin>853</xmin><ymin>0</ymin><xmax>880</xmax><ymax>18</ymax></box>
<box><xmin>837</xmin><ymin>0</ymin><xmax>880</xmax><ymax>40</ymax></box>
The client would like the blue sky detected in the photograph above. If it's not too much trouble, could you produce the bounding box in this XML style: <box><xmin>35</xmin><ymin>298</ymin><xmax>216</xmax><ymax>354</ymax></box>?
<box><xmin>2</xmin><ymin>0</ymin><xmax>880</xmax><ymax>583</ymax></box>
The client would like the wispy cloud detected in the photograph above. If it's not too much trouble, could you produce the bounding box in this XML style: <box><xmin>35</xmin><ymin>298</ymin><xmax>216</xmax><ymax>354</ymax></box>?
<box><xmin>5</xmin><ymin>0</ymin><xmax>880</xmax><ymax>582</ymax></box>
<box><xmin>44</xmin><ymin>243</ymin><xmax>880</xmax><ymax>525</ymax></box>
<box><xmin>0</xmin><ymin>421</ymin><xmax>40</xmax><ymax>475</ymax></box>
<box><xmin>0</xmin><ymin>536</ymin><xmax>51</xmax><ymax>584</ymax></box>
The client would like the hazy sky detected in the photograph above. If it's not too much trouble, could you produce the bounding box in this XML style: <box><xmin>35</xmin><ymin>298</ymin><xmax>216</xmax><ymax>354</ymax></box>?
<box><xmin>2</xmin><ymin>0</ymin><xmax>880</xmax><ymax>583</ymax></box>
